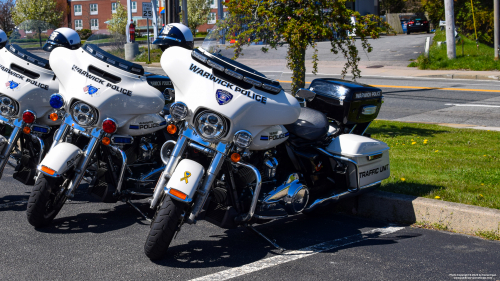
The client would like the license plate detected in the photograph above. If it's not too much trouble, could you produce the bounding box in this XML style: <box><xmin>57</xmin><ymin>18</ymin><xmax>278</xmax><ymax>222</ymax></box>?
<box><xmin>416</xmin><ymin>23</ymin><xmax>421</xmax><ymax>25</ymax></box>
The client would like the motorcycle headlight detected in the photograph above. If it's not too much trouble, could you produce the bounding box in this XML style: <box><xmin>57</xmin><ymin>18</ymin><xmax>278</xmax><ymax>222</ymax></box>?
<box><xmin>170</xmin><ymin>102</ymin><xmax>188</xmax><ymax>121</ymax></box>
<box><xmin>71</xmin><ymin>101</ymin><xmax>98</xmax><ymax>126</ymax></box>
<box><xmin>233</xmin><ymin>130</ymin><xmax>253</xmax><ymax>148</ymax></box>
<box><xmin>195</xmin><ymin>110</ymin><xmax>228</xmax><ymax>141</ymax></box>
<box><xmin>0</xmin><ymin>96</ymin><xmax>18</xmax><ymax>117</ymax></box>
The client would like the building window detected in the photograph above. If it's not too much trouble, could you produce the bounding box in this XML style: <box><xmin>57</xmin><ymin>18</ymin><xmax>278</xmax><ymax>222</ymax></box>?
<box><xmin>112</xmin><ymin>2</ymin><xmax>117</xmax><ymax>13</ymax></box>
<box><xmin>74</xmin><ymin>4</ymin><xmax>82</xmax><ymax>16</ymax></box>
<box><xmin>208</xmin><ymin>12</ymin><xmax>216</xmax><ymax>24</ymax></box>
<box><xmin>75</xmin><ymin>20</ymin><xmax>83</xmax><ymax>30</ymax></box>
<box><xmin>91</xmin><ymin>19</ymin><xmax>99</xmax><ymax>30</ymax></box>
<box><xmin>210</xmin><ymin>0</ymin><xmax>217</xmax><ymax>9</ymax></box>
<box><xmin>90</xmin><ymin>4</ymin><xmax>98</xmax><ymax>15</ymax></box>
<box><xmin>132</xmin><ymin>1</ymin><xmax>137</xmax><ymax>12</ymax></box>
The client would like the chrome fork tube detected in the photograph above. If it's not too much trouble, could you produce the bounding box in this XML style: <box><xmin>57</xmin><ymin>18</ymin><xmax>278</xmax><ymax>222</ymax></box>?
<box><xmin>150</xmin><ymin>135</ymin><xmax>188</xmax><ymax>209</ymax></box>
<box><xmin>66</xmin><ymin>128</ymin><xmax>103</xmax><ymax>197</ymax></box>
<box><xmin>0</xmin><ymin>119</ymin><xmax>23</xmax><ymax>179</ymax></box>
<box><xmin>50</xmin><ymin>122</ymin><xmax>70</xmax><ymax>150</ymax></box>
<box><xmin>186</xmin><ymin>152</ymin><xmax>226</xmax><ymax>224</ymax></box>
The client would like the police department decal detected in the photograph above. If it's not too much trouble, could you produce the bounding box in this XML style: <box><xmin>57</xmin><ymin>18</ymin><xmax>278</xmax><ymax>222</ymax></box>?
<box><xmin>355</xmin><ymin>91</ymin><xmax>382</xmax><ymax>99</ymax></box>
<box><xmin>84</xmin><ymin>85</ymin><xmax>99</xmax><ymax>96</ymax></box>
<box><xmin>5</xmin><ymin>80</ymin><xmax>20</xmax><ymax>90</ymax></box>
<box><xmin>216</xmin><ymin>89</ymin><xmax>233</xmax><ymax>105</ymax></box>
<box><xmin>260</xmin><ymin>131</ymin><xmax>289</xmax><ymax>140</ymax></box>
<box><xmin>129</xmin><ymin>120</ymin><xmax>167</xmax><ymax>130</ymax></box>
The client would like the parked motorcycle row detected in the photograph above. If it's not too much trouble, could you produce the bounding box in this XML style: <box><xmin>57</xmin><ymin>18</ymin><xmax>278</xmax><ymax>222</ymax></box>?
<box><xmin>0</xmin><ymin>20</ymin><xmax>390</xmax><ymax>260</ymax></box>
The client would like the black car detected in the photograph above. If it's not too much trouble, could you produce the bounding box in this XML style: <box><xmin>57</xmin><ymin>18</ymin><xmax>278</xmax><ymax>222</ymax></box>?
<box><xmin>407</xmin><ymin>16</ymin><xmax>430</xmax><ymax>34</ymax></box>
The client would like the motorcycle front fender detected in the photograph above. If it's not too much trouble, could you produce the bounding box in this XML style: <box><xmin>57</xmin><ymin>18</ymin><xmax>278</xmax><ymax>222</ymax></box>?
<box><xmin>164</xmin><ymin>159</ymin><xmax>205</xmax><ymax>203</ymax></box>
<box><xmin>38</xmin><ymin>142</ymin><xmax>82</xmax><ymax>177</ymax></box>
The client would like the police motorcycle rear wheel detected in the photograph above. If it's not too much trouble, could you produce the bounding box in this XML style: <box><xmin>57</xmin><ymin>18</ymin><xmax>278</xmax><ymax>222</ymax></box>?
<box><xmin>26</xmin><ymin>174</ymin><xmax>68</xmax><ymax>227</ymax></box>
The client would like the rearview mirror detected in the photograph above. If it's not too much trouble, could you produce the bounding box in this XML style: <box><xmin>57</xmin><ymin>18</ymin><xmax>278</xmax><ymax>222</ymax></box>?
<box><xmin>295</xmin><ymin>88</ymin><xmax>316</xmax><ymax>102</ymax></box>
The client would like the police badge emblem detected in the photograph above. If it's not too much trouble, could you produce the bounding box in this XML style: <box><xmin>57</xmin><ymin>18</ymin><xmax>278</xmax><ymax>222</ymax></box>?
<box><xmin>216</xmin><ymin>89</ymin><xmax>233</xmax><ymax>105</ymax></box>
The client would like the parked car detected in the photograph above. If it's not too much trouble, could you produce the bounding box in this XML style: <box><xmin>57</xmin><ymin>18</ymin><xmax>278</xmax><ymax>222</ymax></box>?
<box><xmin>407</xmin><ymin>16</ymin><xmax>430</xmax><ymax>34</ymax></box>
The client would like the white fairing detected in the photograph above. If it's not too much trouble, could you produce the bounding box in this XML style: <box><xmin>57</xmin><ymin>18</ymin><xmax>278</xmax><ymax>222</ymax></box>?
<box><xmin>49</xmin><ymin>46</ymin><xmax>165</xmax><ymax>132</ymax></box>
<box><xmin>166</xmin><ymin>159</ymin><xmax>205</xmax><ymax>202</ymax></box>
<box><xmin>39</xmin><ymin>142</ymin><xmax>82</xmax><ymax>175</ymax></box>
<box><xmin>327</xmin><ymin>134</ymin><xmax>390</xmax><ymax>187</ymax></box>
<box><xmin>0</xmin><ymin>47</ymin><xmax>60</xmax><ymax>126</ymax></box>
<box><xmin>161</xmin><ymin>47</ymin><xmax>301</xmax><ymax>150</ymax></box>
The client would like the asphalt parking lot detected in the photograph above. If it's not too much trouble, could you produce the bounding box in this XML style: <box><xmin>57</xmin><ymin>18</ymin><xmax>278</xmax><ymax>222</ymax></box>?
<box><xmin>1</xmin><ymin>164</ymin><xmax>499</xmax><ymax>280</ymax></box>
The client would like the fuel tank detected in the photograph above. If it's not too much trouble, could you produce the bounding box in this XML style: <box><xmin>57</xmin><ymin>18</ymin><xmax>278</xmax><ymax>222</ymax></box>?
<box><xmin>49</xmin><ymin>44</ymin><xmax>165</xmax><ymax>129</ymax></box>
<box><xmin>161</xmin><ymin>47</ymin><xmax>300</xmax><ymax>147</ymax></box>
<box><xmin>0</xmin><ymin>45</ymin><xmax>60</xmax><ymax>126</ymax></box>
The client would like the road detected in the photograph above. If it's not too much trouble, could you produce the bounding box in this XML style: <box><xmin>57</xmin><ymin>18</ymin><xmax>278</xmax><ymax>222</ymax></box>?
<box><xmin>1</xmin><ymin>169</ymin><xmax>499</xmax><ymax>280</ymax></box>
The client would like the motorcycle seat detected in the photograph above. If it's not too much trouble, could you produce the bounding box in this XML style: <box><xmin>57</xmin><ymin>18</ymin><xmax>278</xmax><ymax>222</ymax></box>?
<box><xmin>285</xmin><ymin>107</ymin><xmax>328</xmax><ymax>141</ymax></box>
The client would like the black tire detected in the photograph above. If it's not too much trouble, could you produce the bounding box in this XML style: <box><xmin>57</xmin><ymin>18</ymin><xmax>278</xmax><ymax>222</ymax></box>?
<box><xmin>144</xmin><ymin>195</ymin><xmax>185</xmax><ymax>260</ymax></box>
<box><xmin>26</xmin><ymin>174</ymin><xmax>67</xmax><ymax>227</ymax></box>
<box><xmin>426</xmin><ymin>29</ymin><xmax>430</xmax><ymax>33</ymax></box>
<box><xmin>407</xmin><ymin>30</ymin><xmax>411</xmax><ymax>35</ymax></box>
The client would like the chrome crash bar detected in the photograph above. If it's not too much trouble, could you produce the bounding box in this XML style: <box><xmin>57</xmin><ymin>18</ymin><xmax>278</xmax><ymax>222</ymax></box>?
<box><xmin>0</xmin><ymin>117</ymin><xmax>22</xmax><ymax>179</ymax></box>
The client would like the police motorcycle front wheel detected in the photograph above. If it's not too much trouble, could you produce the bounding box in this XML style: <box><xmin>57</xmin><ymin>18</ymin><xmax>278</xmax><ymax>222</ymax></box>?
<box><xmin>26</xmin><ymin>174</ymin><xmax>69</xmax><ymax>227</ymax></box>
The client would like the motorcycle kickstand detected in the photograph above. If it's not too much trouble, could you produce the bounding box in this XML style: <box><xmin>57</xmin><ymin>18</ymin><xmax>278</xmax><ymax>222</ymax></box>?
<box><xmin>247</xmin><ymin>224</ymin><xmax>286</xmax><ymax>253</ymax></box>
<box><xmin>126</xmin><ymin>199</ymin><xmax>152</xmax><ymax>223</ymax></box>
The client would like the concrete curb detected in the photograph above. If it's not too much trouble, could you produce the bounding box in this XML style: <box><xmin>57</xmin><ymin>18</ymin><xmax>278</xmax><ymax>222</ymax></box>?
<box><xmin>347</xmin><ymin>191</ymin><xmax>500</xmax><ymax>235</ymax></box>
<box><xmin>377</xmin><ymin>119</ymin><xmax>500</xmax><ymax>132</ymax></box>
<box><xmin>418</xmin><ymin>74</ymin><xmax>500</xmax><ymax>81</ymax></box>
<box><xmin>135</xmin><ymin>61</ymin><xmax>161</xmax><ymax>67</ymax></box>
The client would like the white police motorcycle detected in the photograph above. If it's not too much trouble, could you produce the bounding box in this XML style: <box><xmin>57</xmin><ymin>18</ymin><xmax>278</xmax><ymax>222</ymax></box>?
<box><xmin>25</xmin><ymin>32</ymin><xmax>176</xmax><ymax>227</ymax></box>
<box><xmin>144</xmin><ymin>26</ymin><xmax>391</xmax><ymax>259</ymax></box>
<box><xmin>0</xmin><ymin>22</ymin><xmax>79</xmax><ymax>186</ymax></box>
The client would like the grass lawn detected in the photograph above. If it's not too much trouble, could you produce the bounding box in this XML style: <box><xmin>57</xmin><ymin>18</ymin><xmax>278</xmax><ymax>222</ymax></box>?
<box><xmin>134</xmin><ymin>46</ymin><xmax>163</xmax><ymax>63</ymax></box>
<box><xmin>367</xmin><ymin>120</ymin><xmax>500</xmax><ymax>210</ymax></box>
<box><xmin>409</xmin><ymin>30</ymin><xmax>500</xmax><ymax>71</ymax></box>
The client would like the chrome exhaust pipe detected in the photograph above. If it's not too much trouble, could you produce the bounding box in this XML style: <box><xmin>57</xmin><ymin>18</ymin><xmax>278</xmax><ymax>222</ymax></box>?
<box><xmin>304</xmin><ymin>180</ymin><xmax>382</xmax><ymax>212</ymax></box>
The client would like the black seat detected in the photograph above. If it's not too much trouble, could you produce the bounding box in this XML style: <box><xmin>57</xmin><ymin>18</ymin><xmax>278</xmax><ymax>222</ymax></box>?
<box><xmin>285</xmin><ymin>107</ymin><xmax>328</xmax><ymax>141</ymax></box>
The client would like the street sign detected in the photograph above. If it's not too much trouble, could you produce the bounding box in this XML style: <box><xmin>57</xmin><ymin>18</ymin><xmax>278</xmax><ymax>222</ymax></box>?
<box><xmin>142</xmin><ymin>2</ymin><xmax>153</xmax><ymax>19</ymax></box>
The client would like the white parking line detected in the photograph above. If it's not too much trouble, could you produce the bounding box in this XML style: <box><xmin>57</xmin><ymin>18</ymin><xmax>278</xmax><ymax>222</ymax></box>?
<box><xmin>0</xmin><ymin>200</ymin><xmax>28</xmax><ymax>209</ymax></box>
<box><xmin>445</xmin><ymin>103</ymin><xmax>500</xmax><ymax>108</ymax></box>
<box><xmin>189</xmin><ymin>226</ymin><xmax>405</xmax><ymax>281</ymax></box>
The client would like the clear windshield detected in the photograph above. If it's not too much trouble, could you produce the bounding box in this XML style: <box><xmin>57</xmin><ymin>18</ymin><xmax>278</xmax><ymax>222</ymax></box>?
<box><xmin>85</xmin><ymin>32</ymin><xmax>129</xmax><ymax>59</ymax></box>
<box><xmin>9</xmin><ymin>20</ymin><xmax>56</xmax><ymax>60</ymax></box>
<box><xmin>200</xmin><ymin>21</ymin><xmax>289</xmax><ymax>91</ymax></box>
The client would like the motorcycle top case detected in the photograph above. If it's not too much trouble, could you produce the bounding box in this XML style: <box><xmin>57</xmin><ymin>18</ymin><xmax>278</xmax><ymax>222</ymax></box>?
<box><xmin>307</xmin><ymin>78</ymin><xmax>383</xmax><ymax>124</ymax></box>
<box><xmin>326</xmin><ymin>134</ymin><xmax>390</xmax><ymax>188</ymax></box>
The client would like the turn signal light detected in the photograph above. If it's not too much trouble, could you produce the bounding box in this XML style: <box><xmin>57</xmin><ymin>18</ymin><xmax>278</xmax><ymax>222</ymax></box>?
<box><xmin>49</xmin><ymin>112</ymin><xmax>59</xmax><ymax>121</ymax></box>
<box><xmin>166</xmin><ymin>124</ymin><xmax>177</xmax><ymax>134</ymax></box>
<box><xmin>102</xmin><ymin>118</ymin><xmax>117</xmax><ymax>134</ymax></box>
<box><xmin>23</xmin><ymin>126</ymin><xmax>31</xmax><ymax>134</ymax></box>
<box><xmin>169</xmin><ymin>188</ymin><xmax>187</xmax><ymax>200</ymax></box>
<box><xmin>231</xmin><ymin>153</ymin><xmax>241</xmax><ymax>163</ymax></box>
<box><xmin>22</xmin><ymin>110</ymin><xmax>36</xmax><ymax>123</ymax></box>
<box><xmin>102</xmin><ymin>137</ymin><xmax>111</xmax><ymax>146</ymax></box>
<box><xmin>40</xmin><ymin>165</ymin><xmax>55</xmax><ymax>176</ymax></box>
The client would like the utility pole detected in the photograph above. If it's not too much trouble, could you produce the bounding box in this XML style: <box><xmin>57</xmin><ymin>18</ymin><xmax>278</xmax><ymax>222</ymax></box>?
<box><xmin>218</xmin><ymin>0</ymin><xmax>224</xmax><ymax>44</ymax></box>
<box><xmin>445</xmin><ymin>0</ymin><xmax>456</xmax><ymax>59</ymax></box>
<box><xmin>495</xmin><ymin>0</ymin><xmax>499</xmax><ymax>60</ymax></box>
<box><xmin>182</xmin><ymin>0</ymin><xmax>188</xmax><ymax>26</ymax></box>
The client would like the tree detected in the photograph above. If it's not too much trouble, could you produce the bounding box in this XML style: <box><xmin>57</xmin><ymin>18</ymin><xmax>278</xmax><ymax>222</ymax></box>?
<box><xmin>380</xmin><ymin>0</ymin><xmax>406</xmax><ymax>15</ymax></box>
<box><xmin>187</xmin><ymin>0</ymin><xmax>211</xmax><ymax>36</ymax></box>
<box><xmin>107</xmin><ymin>1</ymin><xmax>128</xmax><ymax>35</ymax></box>
<box><xmin>0</xmin><ymin>0</ymin><xmax>15</xmax><ymax>35</ymax></box>
<box><xmin>12</xmin><ymin>0</ymin><xmax>64</xmax><ymax>47</ymax></box>
<box><xmin>223</xmin><ymin>0</ymin><xmax>390</xmax><ymax>93</ymax></box>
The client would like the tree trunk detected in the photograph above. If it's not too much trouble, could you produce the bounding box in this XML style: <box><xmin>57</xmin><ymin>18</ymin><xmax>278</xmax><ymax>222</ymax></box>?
<box><xmin>38</xmin><ymin>27</ymin><xmax>42</xmax><ymax>47</ymax></box>
<box><xmin>291</xmin><ymin>45</ymin><xmax>306</xmax><ymax>95</ymax></box>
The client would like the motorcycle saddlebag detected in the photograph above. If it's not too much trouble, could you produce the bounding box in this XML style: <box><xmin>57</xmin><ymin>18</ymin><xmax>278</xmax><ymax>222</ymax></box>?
<box><xmin>307</xmin><ymin>78</ymin><xmax>383</xmax><ymax>125</ymax></box>
<box><xmin>326</xmin><ymin>134</ymin><xmax>390</xmax><ymax>188</ymax></box>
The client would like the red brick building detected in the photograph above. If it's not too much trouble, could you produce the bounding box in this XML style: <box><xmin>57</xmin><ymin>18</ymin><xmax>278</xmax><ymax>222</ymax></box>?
<box><xmin>196</xmin><ymin>0</ymin><xmax>227</xmax><ymax>33</ymax></box>
<box><xmin>66</xmin><ymin>0</ymin><xmax>159</xmax><ymax>34</ymax></box>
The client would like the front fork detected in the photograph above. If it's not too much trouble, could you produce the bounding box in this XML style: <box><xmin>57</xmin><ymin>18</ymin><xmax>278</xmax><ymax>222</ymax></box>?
<box><xmin>50</xmin><ymin>117</ymin><xmax>105</xmax><ymax>198</ymax></box>
<box><xmin>149</xmin><ymin>128</ymin><xmax>228</xmax><ymax>224</ymax></box>
<box><xmin>0</xmin><ymin>118</ymin><xmax>23</xmax><ymax>179</ymax></box>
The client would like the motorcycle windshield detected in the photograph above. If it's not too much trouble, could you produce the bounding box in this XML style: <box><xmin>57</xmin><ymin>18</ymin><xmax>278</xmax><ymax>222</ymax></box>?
<box><xmin>200</xmin><ymin>22</ymin><xmax>288</xmax><ymax>90</ymax></box>
<box><xmin>7</xmin><ymin>20</ymin><xmax>56</xmax><ymax>69</ymax></box>
<box><xmin>85</xmin><ymin>32</ymin><xmax>141</xmax><ymax>63</ymax></box>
